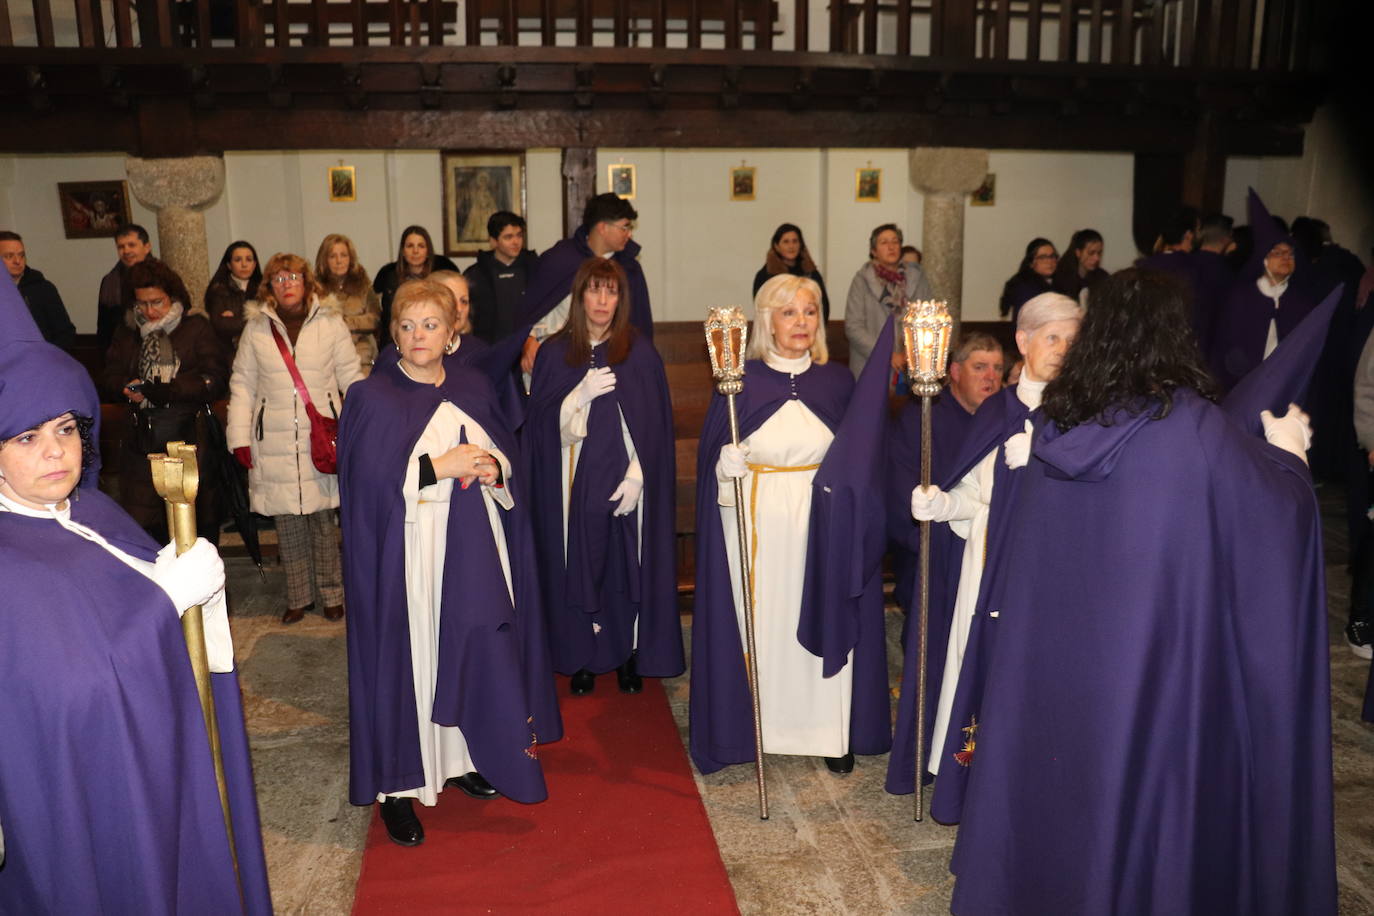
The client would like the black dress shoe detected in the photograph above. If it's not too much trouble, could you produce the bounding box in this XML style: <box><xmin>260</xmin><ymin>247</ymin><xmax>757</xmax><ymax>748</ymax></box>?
<box><xmin>281</xmin><ymin>604</ymin><xmax>310</xmax><ymax>625</ymax></box>
<box><xmin>616</xmin><ymin>653</ymin><xmax>643</xmax><ymax>694</ymax></box>
<box><xmin>823</xmin><ymin>752</ymin><xmax>855</xmax><ymax>774</ymax></box>
<box><xmin>570</xmin><ymin>669</ymin><xmax>596</xmax><ymax>695</ymax></box>
<box><xmin>379</xmin><ymin>797</ymin><xmax>424</xmax><ymax>847</ymax></box>
<box><xmin>446</xmin><ymin>771</ymin><xmax>500</xmax><ymax>799</ymax></box>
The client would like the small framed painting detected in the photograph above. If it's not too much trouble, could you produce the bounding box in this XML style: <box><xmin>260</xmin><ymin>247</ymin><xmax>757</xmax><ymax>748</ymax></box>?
<box><xmin>730</xmin><ymin>166</ymin><xmax>756</xmax><ymax>201</ymax></box>
<box><xmin>328</xmin><ymin>166</ymin><xmax>356</xmax><ymax>202</ymax></box>
<box><xmin>608</xmin><ymin>163</ymin><xmax>637</xmax><ymax>200</ymax></box>
<box><xmin>57</xmin><ymin>180</ymin><xmax>132</xmax><ymax>239</ymax></box>
<box><xmin>855</xmin><ymin>168</ymin><xmax>881</xmax><ymax>203</ymax></box>
<box><xmin>970</xmin><ymin>173</ymin><xmax>997</xmax><ymax>206</ymax></box>
<box><xmin>442</xmin><ymin>151</ymin><xmax>526</xmax><ymax>257</ymax></box>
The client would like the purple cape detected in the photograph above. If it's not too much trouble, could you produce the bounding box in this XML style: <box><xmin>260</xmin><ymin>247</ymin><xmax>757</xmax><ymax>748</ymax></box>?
<box><xmin>688</xmin><ymin>357</ymin><xmax>858</xmax><ymax>774</ymax></box>
<box><xmin>0</xmin><ymin>281</ymin><xmax>269</xmax><ymax>914</ymax></box>
<box><xmin>946</xmin><ymin>393</ymin><xmax>1335</xmax><ymax>915</ymax></box>
<box><xmin>338</xmin><ymin>355</ymin><xmax>562</xmax><ymax>806</ymax></box>
<box><xmin>1190</xmin><ymin>248</ymin><xmax>1235</xmax><ymax>354</ymax></box>
<box><xmin>515</xmin><ymin>230</ymin><xmax>655</xmax><ymax>340</ymax></box>
<box><xmin>524</xmin><ymin>332</ymin><xmax>682</xmax><ymax>676</ymax></box>
<box><xmin>883</xmin><ymin>389</ymin><xmax>976</xmax><ymax>795</ymax></box>
<box><xmin>1209</xmin><ymin>190</ymin><xmax>1321</xmax><ymax>391</ymax></box>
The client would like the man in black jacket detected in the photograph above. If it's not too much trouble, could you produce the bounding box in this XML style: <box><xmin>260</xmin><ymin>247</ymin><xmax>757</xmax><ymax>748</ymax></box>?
<box><xmin>464</xmin><ymin>211</ymin><xmax>538</xmax><ymax>344</ymax></box>
<box><xmin>0</xmin><ymin>231</ymin><xmax>75</xmax><ymax>349</ymax></box>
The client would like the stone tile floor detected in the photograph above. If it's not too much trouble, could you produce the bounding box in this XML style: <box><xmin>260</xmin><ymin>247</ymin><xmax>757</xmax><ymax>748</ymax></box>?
<box><xmin>227</xmin><ymin>484</ymin><xmax>1374</xmax><ymax>914</ymax></box>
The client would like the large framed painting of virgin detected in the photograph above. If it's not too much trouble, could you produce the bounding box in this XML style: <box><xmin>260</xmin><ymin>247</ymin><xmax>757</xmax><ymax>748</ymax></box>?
<box><xmin>442</xmin><ymin>152</ymin><xmax>526</xmax><ymax>257</ymax></box>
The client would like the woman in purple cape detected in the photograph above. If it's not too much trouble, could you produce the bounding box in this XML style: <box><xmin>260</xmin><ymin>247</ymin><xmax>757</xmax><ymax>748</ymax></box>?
<box><xmin>525</xmin><ymin>258</ymin><xmax>682</xmax><ymax>695</ymax></box>
<box><xmin>945</xmin><ymin>269</ymin><xmax>1335</xmax><ymax>915</ymax></box>
<box><xmin>0</xmin><ymin>281</ymin><xmax>271</xmax><ymax>913</ymax></box>
<box><xmin>689</xmin><ymin>274</ymin><xmax>863</xmax><ymax>774</ymax></box>
<box><xmin>339</xmin><ymin>279</ymin><xmax>561</xmax><ymax>847</ymax></box>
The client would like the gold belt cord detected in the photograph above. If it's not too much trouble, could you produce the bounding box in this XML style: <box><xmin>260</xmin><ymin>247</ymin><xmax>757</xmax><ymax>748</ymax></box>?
<box><xmin>744</xmin><ymin>461</ymin><xmax>822</xmax><ymax>634</ymax></box>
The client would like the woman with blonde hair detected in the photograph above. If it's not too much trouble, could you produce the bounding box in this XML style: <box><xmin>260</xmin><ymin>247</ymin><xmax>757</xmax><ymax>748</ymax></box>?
<box><xmin>690</xmin><ymin>272</ymin><xmax>870</xmax><ymax>776</ymax></box>
<box><xmin>316</xmin><ymin>233</ymin><xmax>382</xmax><ymax>375</ymax></box>
<box><xmin>525</xmin><ymin>258</ymin><xmax>682</xmax><ymax>697</ymax></box>
<box><xmin>227</xmin><ymin>252</ymin><xmax>362</xmax><ymax>624</ymax></box>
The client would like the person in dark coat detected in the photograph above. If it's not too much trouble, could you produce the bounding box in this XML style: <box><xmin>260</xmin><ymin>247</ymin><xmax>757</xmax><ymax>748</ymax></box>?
<box><xmin>103</xmin><ymin>259</ymin><xmax>227</xmax><ymax>544</ymax></box>
<box><xmin>205</xmin><ymin>239</ymin><xmax>262</xmax><ymax>356</ymax></box>
<box><xmin>942</xmin><ymin>268</ymin><xmax>1335</xmax><ymax>916</ymax></box>
<box><xmin>1050</xmin><ymin>228</ymin><xmax>1108</xmax><ymax>307</ymax></box>
<box><xmin>1190</xmin><ymin>212</ymin><xmax>1236</xmax><ymax>354</ymax></box>
<box><xmin>998</xmin><ymin>237</ymin><xmax>1057</xmax><ymax>322</ymax></box>
<box><xmin>1209</xmin><ymin>191</ymin><xmax>1321</xmax><ymax>392</ymax></box>
<box><xmin>690</xmin><ymin>274</ymin><xmax>866</xmax><ymax>775</ymax></box>
<box><xmin>517</xmin><ymin>193</ymin><xmax>653</xmax><ymax>376</ymax></box>
<box><xmin>526</xmin><ymin>257</ymin><xmax>681</xmax><ymax>697</ymax></box>
<box><xmin>465</xmin><ymin>210</ymin><xmax>539</xmax><ymax>345</ymax></box>
<box><xmin>372</xmin><ymin>225</ymin><xmax>460</xmax><ymax>350</ymax></box>
<box><xmin>0</xmin><ymin>231</ymin><xmax>75</xmax><ymax>349</ymax></box>
<box><xmin>339</xmin><ymin>278</ymin><xmax>561</xmax><ymax>847</ymax></box>
<box><xmin>96</xmin><ymin>223</ymin><xmax>155</xmax><ymax>351</ymax></box>
<box><xmin>751</xmin><ymin>222</ymin><xmax>831</xmax><ymax>322</ymax></box>
<box><xmin>0</xmin><ymin>278</ymin><xmax>271</xmax><ymax>915</ymax></box>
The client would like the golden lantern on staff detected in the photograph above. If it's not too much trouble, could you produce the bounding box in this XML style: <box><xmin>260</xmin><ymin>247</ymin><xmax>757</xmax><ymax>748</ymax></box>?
<box><xmin>702</xmin><ymin>305</ymin><xmax>768</xmax><ymax>821</ymax></box>
<box><xmin>900</xmin><ymin>299</ymin><xmax>952</xmax><ymax>821</ymax></box>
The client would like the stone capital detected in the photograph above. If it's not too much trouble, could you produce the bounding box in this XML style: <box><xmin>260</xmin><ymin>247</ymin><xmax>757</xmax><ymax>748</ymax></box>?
<box><xmin>126</xmin><ymin>156</ymin><xmax>225</xmax><ymax>212</ymax></box>
<box><xmin>909</xmin><ymin>147</ymin><xmax>990</xmax><ymax>195</ymax></box>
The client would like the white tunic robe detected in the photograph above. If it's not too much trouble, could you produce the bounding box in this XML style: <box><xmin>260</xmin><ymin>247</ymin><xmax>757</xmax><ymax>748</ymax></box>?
<box><xmin>928</xmin><ymin>375</ymin><xmax>1044</xmax><ymax>775</ymax></box>
<box><xmin>383</xmin><ymin>396</ymin><xmax>514</xmax><ymax>806</ymax></box>
<box><xmin>718</xmin><ymin>352</ymin><xmax>853</xmax><ymax>758</ymax></box>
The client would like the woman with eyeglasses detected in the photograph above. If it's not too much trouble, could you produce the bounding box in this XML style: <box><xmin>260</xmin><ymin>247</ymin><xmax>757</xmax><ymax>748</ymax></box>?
<box><xmin>103</xmin><ymin>258</ymin><xmax>227</xmax><ymax>544</ymax></box>
<box><xmin>372</xmin><ymin>226</ymin><xmax>460</xmax><ymax>350</ymax></box>
<box><xmin>227</xmin><ymin>253</ymin><xmax>362</xmax><ymax>624</ymax></box>
<box><xmin>999</xmin><ymin>238</ymin><xmax>1059</xmax><ymax>323</ymax></box>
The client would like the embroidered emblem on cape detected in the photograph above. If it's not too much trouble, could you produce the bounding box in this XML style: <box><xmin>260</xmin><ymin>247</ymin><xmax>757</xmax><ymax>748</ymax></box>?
<box><xmin>525</xmin><ymin>716</ymin><xmax>539</xmax><ymax>759</ymax></box>
<box><xmin>953</xmin><ymin>716</ymin><xmax>978</xmax><ymax>767</ymax></box>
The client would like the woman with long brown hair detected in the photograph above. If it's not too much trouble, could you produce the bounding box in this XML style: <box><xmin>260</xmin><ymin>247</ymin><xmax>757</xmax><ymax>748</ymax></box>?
<box><xmin>524</xmin><ymin>258</ymin><xmax>682</xmax><ymax>697</ymax></box>
<box><xmin>372</xmin><ymin>225</ymin><xmax>460</xmax><ymax>349</ymax></box>
<box><xmin>316</xmin><ymin>233</ymin><xmax>382</xmax><ymax>375</ymax></box>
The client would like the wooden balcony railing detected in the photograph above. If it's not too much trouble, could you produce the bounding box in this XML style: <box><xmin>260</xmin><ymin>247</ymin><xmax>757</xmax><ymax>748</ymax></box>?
<box><xmin>0</xmin><ymin>0</ymin><xmax>1323</xmax><ymax>72</ymax></box>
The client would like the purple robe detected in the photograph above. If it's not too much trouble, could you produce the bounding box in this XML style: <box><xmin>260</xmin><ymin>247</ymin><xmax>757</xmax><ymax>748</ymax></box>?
<box><xmin>339</xmin><ymin>355</ymin><xmax>562</xmax><ymax>806</ymax></box>
<box><xmin>0</xmin><ymin>279</ymin><xmax>270</xmax><ymax>914</ymax></box>
<box><xmin>947</xmin><ymin>392</ymin><xmax>1335</xmax><ymax>915</ymax></box>
<box><xmin>515</xmin><ymin>230</ymin><xmax>654</xmax><ymax>340</ymax></box>
<box><xmin>1190</xmin><ymin>248</ymin><xmax>1235</xmax><ymax>354</ymax></box>
<box><xmin>883</xmin><ymin>389</ymin><xmax>976</xmax><ymax>795</ymax></box>
<box><xmin>1210</xmin><ymin>190</ymin><xmax>1321</xmax><ymax>391</ymax></box>
<box><xmin>688</xmin><ymin>356</ymin><xmax>855</xmax><ymax>774</ymax></box>
<box><xmin>524</xmin><ymin>332</ymin><xmax>682</xmax><ymax>677</ymax></box>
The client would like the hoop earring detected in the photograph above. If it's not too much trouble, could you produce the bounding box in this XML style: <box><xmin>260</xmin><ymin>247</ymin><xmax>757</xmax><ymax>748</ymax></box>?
<box><xmin>444</xmin><ymin>336</ymin><xmax>459</xmax><ymax>354</ymax></box>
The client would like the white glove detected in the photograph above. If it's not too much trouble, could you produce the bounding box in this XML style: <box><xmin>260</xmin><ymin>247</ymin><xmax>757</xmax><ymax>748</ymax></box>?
<box><xmin>1261</xmin><ymin>403</ymin><xmax>1312</xmax><ymax>463</ymax></box>
<box><xmin>152</xmin><ymin>538</ymin><xmax>226</xmax><ymax>614</ymax></box>
<box><xmin>717</xmin><ymin>443</ymin><xmax>751</xmax><ymax>480</ymax></box>
<box><xmin>911</xmin><ymin>485</ymin><xmax>959</xmax><ymax>523</ymax></box>
<box><xmin>1003</xmin><ymin>419</ymin><xmax>1034</xmax><ymax>470</ymax></box>
<box><xmin>573</xmin><ymin>366</ymin><xmax>616</xmax><ymax>408</ymax></box>
<box><xmin>609</xmin><ymin>476</ymin><xmax>643</xmax><ymax>516</ymax></box>
<box><xmin>200</xmin><ymin>590</ymin><xmax>234</xmax><ymax>674</ymax></box>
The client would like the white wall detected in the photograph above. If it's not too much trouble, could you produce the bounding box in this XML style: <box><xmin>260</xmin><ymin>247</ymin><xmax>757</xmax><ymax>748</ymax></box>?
<box><xmin>1</xmin><ymin>144</ymin><xmax>1147</xmax><ymax>331</ymax></box>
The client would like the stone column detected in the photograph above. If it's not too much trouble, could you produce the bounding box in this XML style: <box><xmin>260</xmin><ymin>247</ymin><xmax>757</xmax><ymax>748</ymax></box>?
<box><xmin>909</xmin><ymin>147</ymin><xmax>989</xmax><ymax>330</ymax></box>
<box><xmin>126</xmin><ymin>156</ymin><xmax>225</xmax><ymax>308</ymax></box>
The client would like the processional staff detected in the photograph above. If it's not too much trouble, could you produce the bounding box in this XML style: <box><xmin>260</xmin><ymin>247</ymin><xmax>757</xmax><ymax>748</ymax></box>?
<box><xmin>149</xmin><ymin>442</ymin><xmax>241</xmax><ymax>886</ymax></box>
<box><xmin>900</xmin><ymin>300</ymin><xmax>952</xmax><ymax>822</ymax></box>
<box><xmin>704</xmin><ymin>306</ymin><xmax>768</xmax><ymax>821</ymax></box>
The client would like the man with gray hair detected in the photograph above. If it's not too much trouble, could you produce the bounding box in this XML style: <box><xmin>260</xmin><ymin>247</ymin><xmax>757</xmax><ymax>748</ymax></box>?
<box><xmin>885</xmin><ymin>330</ymin><xmax>1004</xmax><ymax>796</ymax></box>
<box><xmin>903</xmin><ymin>292</ymin><xmax>1081</xmax><ymax>802</ymax></box>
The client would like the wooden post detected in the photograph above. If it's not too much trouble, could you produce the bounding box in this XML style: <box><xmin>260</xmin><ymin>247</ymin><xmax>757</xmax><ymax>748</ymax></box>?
<box><xmin>562</xmin><ymin>147</ymin><xmax>597</xmax><ymax>239</ymax></box>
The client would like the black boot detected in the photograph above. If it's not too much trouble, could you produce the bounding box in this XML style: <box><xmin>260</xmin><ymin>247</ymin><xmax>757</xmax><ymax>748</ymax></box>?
<box><xmin>380</xmin><ymin>797</ymin><xmax>424</xmax><ymax>846</ymax></box>
<box><xmin>823</xmin><ymin>752</ymin><xmax>855</xmax><ymax>774</ymax></box>
<box><xmin>570</xmin><ymin>669</ymin><xmax>596</xmax><ymax>695</ymax></box>
<box><xmin>616</xmin><ymin>652</ymin><xmax>643</xmax><ymax>694</ymax></box>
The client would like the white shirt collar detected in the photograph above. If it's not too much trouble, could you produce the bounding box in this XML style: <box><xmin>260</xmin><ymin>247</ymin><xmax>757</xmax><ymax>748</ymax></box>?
<box><xmin>0</xmin><ymin>489</ymin><xmax>69</xmax><ymax>520</ymax></box>
<box><xmin>1016</xmin><ymin>373</ymin><xmax>1048</xmax><ymax>410</ymax></box>
<box><xmin>765</xmin><ymin>351</ymin><xmax>812</xmax><ymax>374</ymax></box>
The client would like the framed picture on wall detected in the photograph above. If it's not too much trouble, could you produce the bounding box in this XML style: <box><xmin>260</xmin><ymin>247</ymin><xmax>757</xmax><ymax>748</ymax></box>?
<box><xmin>328</xmin><ymin>166</ymin><xmax>356</xmax><ymax>202</ymax></box>
<box><xmin>970</xmin><ymin>173</ymin><xmax>996</xmax><ymax>207</ymax></box>
<box><xmin>56</xmin><ymin>180</ymin><xmax>132</xmax><ymax>239</ymax></box>
<box><xmin>608</xmin><ymin>164</ymin><xmax>636</xmax><ymax>200</ymax></box>
<box><xmin>855</xmin><ymin>168</ymin><xmax>881</xmax><ymax>203</ymax></box>
<box><xmin>442</xmin><ymin>152</ymin><xmax>526</xmax><ymax>257</ymax></box>
<box><xmin>730</xmin><ymin>166</ymin><xmax>756</xmax><ymax>201</ymax></box>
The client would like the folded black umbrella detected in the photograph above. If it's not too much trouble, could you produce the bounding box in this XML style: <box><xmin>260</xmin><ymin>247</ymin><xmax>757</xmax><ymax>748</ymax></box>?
<box><xmin>200</xmin><ymin>403</ymin><xmax>265</xmax><ymax>578</ymax></box>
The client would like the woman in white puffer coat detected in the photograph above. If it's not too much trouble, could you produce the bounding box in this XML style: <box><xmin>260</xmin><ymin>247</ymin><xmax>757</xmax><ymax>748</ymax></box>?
<box><xmin>228</xmin><ymin>252</ymin><xmax>362</xmax><ymax>624</ymax></box>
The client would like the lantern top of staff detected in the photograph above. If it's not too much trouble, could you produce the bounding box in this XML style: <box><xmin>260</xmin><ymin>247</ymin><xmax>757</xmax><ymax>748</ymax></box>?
<box><xmin>704</xmin><ymin>306</ymin><xmax>749</xmax><ymax>383</ymax></box>
<box><xmin>901</xmin><ymin>299</ymin><xmax>953</xmax><ymax>396</ymax></box>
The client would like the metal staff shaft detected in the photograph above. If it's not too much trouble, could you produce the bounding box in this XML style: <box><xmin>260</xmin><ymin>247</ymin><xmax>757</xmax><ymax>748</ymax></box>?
<box><xmin>915</xmin><ymin>394</ymin><xmax>932</xmax><ymax>821</ymax></box>
<box><xmin>727</xmin><ymin>391</ymin><xmax>769</xmax><ymax>821</ymax></box>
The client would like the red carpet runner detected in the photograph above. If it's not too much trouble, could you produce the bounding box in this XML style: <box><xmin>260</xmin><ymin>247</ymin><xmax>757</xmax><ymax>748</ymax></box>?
<box><xmin>351</xmin><ymin>676</ymin><xmax>739</xmax><ymax>915</ymax></box>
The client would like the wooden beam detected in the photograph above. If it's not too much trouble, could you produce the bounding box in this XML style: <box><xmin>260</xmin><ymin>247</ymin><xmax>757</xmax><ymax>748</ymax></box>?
<box><xmin>1025</xmin><ymin>0</ymin><xmax>1040</xmax><ymax>61</ymax></box>
<box><xmin>0</xmin><ymin>0</ymin><xmax>13</xmax><ymax>46</ymax></box>
<box><xmin>30</xmin><ymin>0</ymin><xmax>54</xmax><ymax>46</ymax></box>
<box><xmin>562</xmin><ymin>147</ymin><xmax>596</xmax><ymax>237</ymax></box>
<box><xmin>1181</xmin><ymin>112</ymin><xmax>1225</xmax><ymax>213</ymax></box>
